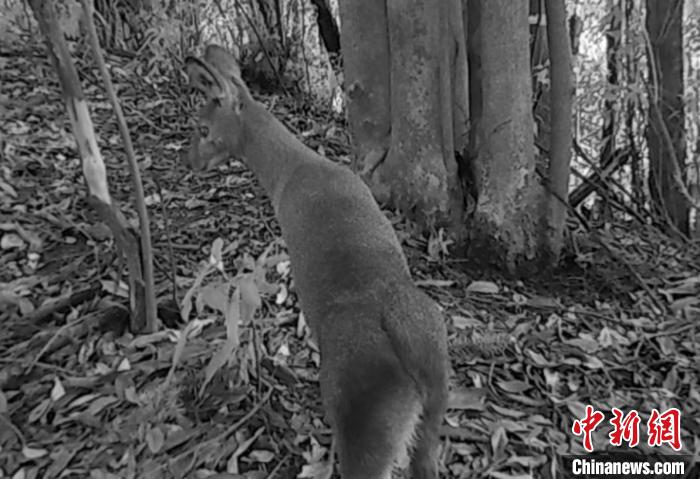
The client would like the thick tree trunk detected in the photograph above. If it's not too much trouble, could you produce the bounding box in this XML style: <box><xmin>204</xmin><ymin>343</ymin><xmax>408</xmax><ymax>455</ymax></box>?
<box><xmin>645</xmin><ymin>0</ymin><xmax>688</xmax><ymax>234</ymax></box>
<box><xmin>467</xmin><ymin>0</ymin><xmax>542</xmax><ymax>271</ymax></box>
<box><xmin>339</xmin><ymin>0</ymin><xmax>391</xmax><ymax>176</ymax></box>
<box><xmin>341</xmin><ymin>0</ymin><xmax>466</xmax><ymax>233</ymax></box>
<box><xmin>383</xmin><ymin>0</ymin><xmax>449</xmax><ymax>221</ymax></box>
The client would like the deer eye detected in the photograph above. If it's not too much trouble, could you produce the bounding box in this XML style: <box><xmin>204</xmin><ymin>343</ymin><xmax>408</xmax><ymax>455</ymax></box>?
<box><xmin>212</xmin><ymin>97</ymin><xmax>222</xmax><ymax>108</ymax></box>
<box><xmin>198</xmin><ymin>124</ymin><xmax>210</xmax><ymax>139</ymax></box>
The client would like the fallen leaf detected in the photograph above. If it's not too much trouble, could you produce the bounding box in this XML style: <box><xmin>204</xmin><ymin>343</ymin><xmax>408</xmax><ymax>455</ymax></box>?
<box><xmin>466</xmin><ymin>280</ymin><xmax>499</xmax><ymax>294</ymax></box>
<box><xmin>50</xmin><ymin>377</ymin><xmax>66</xmax><ymax>401</ymax></box>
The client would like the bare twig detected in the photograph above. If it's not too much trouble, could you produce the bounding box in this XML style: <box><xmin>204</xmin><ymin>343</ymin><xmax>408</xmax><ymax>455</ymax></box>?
<box><xmin>153</xmin><ymin>175</ymin><xmax>179</xmax><ymax>305</ymax></box>
<box><xmin>28</xmin><ymin>316</ymin><xmax>87</xmax><ymax>373</ymax></box>
<box><xmin>264</xmin><ymin>452</ymin><xmax>291</xmax><ymax>479</ymax></box>
<box><xmin>149</xmin><ymin>387</ymin><xmax>273</xmax><ymax>475</ymax></box>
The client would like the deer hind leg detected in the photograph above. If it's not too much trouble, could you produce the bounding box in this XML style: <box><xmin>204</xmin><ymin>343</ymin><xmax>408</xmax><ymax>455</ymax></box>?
<box><xmin>334</xmin><ymin>390</ymin><xmax>421</xmax><ymax>479</ymax></box>
<box><xmin>408</xmin><ymin>370</ymin><xmax>447</xmax><ymax>479</ymax></box>
<box><xmin>326</xmin><ymin>367</ymin><xmax>422</xmax><ymax>479</ymax></box>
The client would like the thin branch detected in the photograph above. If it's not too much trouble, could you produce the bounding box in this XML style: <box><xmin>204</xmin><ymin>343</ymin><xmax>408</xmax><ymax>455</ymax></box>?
<box><xmin>81</xmin><ymin>0</ymin><xmax>158</xmax><ymax>332</ymax></box>
<box><xmin>148</xmin><ymin>387</ymin><xmax>273</xmax><ymax>475</ymax></box>
<box><xmin>647</xmin><ymin>97</ymin><xmax>699</xmax><ymax>211</ymax></box>
<box><xmin>153</xmin><ymin>175</ymin><xmax>179</xmax><ymax>305</ymax></box>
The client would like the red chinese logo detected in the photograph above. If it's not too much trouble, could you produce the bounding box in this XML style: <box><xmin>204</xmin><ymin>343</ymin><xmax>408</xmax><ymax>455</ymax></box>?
<box><xmin>647</xmin><ymin>408</ymin><xmax>682</xmax><ymax>451</ymax></box>
<box><xmin>609</xmin><ymin>408</ymin><xmax>640</xmax><ymax>447</ymax></box>
<box><xmin>572</xmin><ymin>406</ymin><xmax>683</xmax><ymax>452</ymax></box>
<box><xmin>572</xmin><ymin>405</ymin><xmax>605</xmax><ymax>452</ymax></box>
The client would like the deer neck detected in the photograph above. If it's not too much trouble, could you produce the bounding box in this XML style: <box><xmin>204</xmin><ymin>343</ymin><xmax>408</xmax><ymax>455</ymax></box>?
<box><xmin>238</xmin><ymin>100</ymin><xmax>320</xmax><ymax>212</ymax></box>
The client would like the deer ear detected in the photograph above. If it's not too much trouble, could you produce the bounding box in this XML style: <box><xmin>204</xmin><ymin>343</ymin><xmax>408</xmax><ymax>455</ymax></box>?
<box><xmin>185</xmin><ymin>56</ymin><xmax>228</xmax><ymax>101</ymax></box>
<box><xmin>203</xmin><ymin>44</ymin><xmax>242</xmax><ymax>83</ymax></box>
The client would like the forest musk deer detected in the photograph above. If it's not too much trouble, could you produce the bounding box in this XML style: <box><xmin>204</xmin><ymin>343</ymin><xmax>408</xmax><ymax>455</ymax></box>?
<box><xmin>183</xmin><ymin>45</ymin><xmax>448</xmax><ymax>479</ymax></box>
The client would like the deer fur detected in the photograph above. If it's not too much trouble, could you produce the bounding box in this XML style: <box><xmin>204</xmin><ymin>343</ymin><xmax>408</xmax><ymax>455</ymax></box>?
<box><xmin>184</xmin><ymin>45</ymin><xmax>448</xmax><ymax>479</ymax></box>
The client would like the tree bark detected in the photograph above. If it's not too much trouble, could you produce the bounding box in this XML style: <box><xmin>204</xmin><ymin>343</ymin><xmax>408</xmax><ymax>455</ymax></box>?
<box><xmin>467</xmin><ymin>0</ymin><xmax>542</xmax><ymax>271</ymax></box>
<box><xmin>339</xmin><ymin>0</ymin><xmax>391</xmax><ymax>177</ymax></box>
<box><xmin>443</xmin><ymin>0</ymin><xmax>469</xmax><ymax>237</ymax></box>
<box><xmin>383</xmin><ymin>0</ymin><xmax>449</xmax><ymax>221</ymax></box>
<box><xmin>645</xmin><ymin>0</ymin><xmax>688</xmax><ymax>234</ymax></box>
<box><xmin>542</xmin><ymin>0</ymin><xmax>573</xmax><ymax>262</ymax></box>
<box><xmin>341</xmin><ymin>0</ymin><xmax>466</xmax><ymax>235</ymax></box>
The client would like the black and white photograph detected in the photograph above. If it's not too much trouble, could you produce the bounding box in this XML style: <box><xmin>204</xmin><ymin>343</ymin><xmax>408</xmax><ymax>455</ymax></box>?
<box><xmin>0</xmin><ymin>0</ymin><xmax>699</xmax><ymax>477</ymax></box>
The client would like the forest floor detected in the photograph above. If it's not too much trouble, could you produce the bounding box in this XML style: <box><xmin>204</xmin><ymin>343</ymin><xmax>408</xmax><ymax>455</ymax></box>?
<box><xmin>1</xmin><ymin>45</ymin><xmax>700</xmax><ymax>479</ymax></box>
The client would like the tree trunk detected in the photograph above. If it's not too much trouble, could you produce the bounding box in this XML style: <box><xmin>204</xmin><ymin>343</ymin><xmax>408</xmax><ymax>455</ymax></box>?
<box><xmin>339</xmin><ymin>0</ymin><xmax>391</xmax><ymax>176</ymax></box>
<box><xmin>382</xmin><ymin>0</ymin><xmax>447</xmax><ymax>218</ymax></box>
<box><xmin>443</xmin><ymin>0</ymin><xmax>470</xmax><ymax>238</ymax></box>
<box><xmin>645</xmin><ymin>0</ymin><xmax>688</xmax><ymax>234</ymax></box>
<box><xmin>542</xmin><ymin>0</ymin><xmax>573</xmax><ymax>263</ymax></box>
<box><xmin>341</xmin><ymin>0</ymin><xmax>466</xmax><ymax>232</ymax></box>
<box><xmin>467</xmin><ymin>0</ymin><xmax>542</xmax><ymax>271</ymax></box>
<box><xmin>382</xmin><ymin>0</ymin><xmax>460</xmax><ymax>225</ymax></box>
